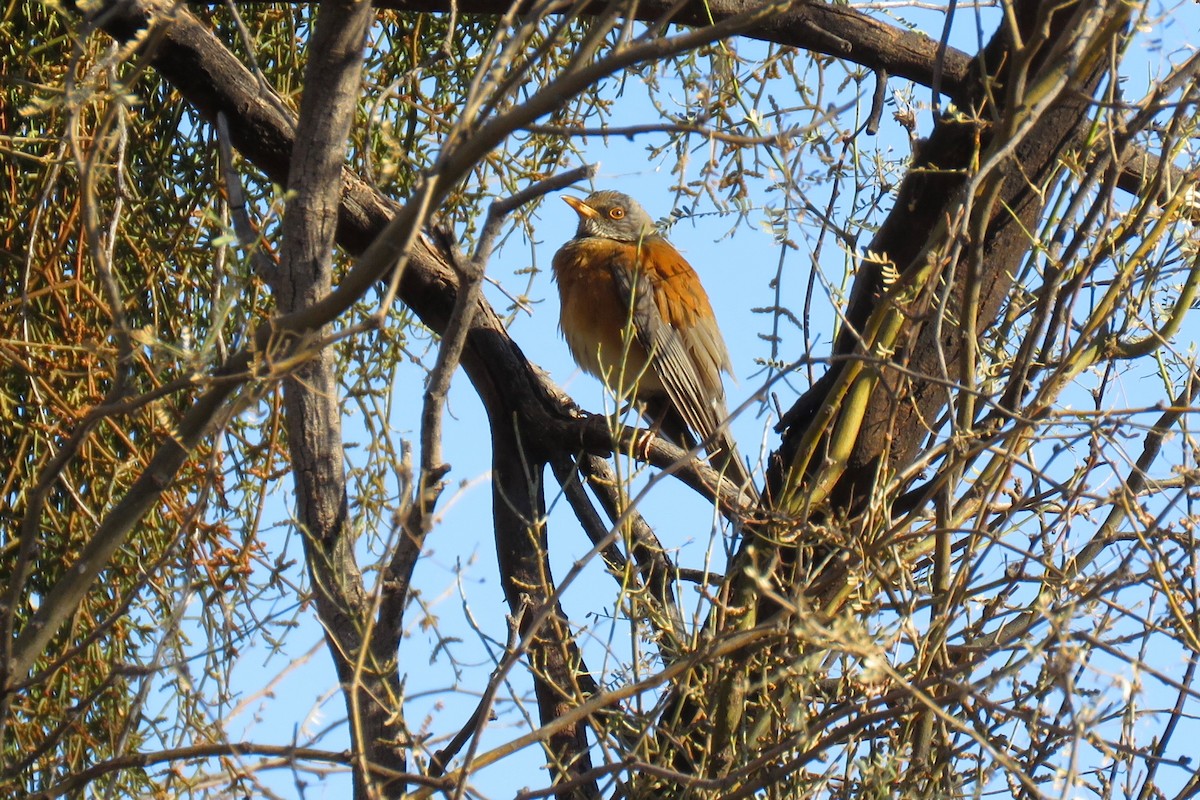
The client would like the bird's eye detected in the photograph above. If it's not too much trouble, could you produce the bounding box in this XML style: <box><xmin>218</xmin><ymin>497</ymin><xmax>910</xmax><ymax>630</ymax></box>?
<box><xmin>609</xmin><ymin>207</ymin><xmax>625</xmax><ymax>220</ymax></box>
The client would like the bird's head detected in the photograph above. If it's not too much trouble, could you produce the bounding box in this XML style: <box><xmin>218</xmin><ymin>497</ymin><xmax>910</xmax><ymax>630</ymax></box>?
<box><xmin>562</xmin><ymin>190</ymin><xmax>658</xmax><ymax>242</ymax></box>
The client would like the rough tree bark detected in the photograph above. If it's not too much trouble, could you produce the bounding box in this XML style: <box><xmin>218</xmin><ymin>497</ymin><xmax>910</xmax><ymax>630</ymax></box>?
<box><xmin>271</xmin><ymin>0</ymin><xmax>412</xmax><ymax>795</ymax></box>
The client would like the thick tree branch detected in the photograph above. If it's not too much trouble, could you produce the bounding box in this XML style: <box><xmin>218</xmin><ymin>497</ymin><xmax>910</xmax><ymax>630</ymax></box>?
<box><xmin>361</xmin><ymin>0</ymin><xmax>1183</xmax><ymax>198</ymax></box>
<box><xmin>772</xmin><ymin>0</ymin><xmax>1130</xmax><ymax>512</ymax></box>
<box><xmin>491</xmin><ymin>417</ymin><xmax>599</xmax><ymax>798</ymax></box>
<box><xmin>363</xmin><ymin>0</ymin><xmax>973</xmax><ymax>98</ymax></box>
<box><xmin>272</xmin><ymin>2</ymin><xmax>410</xmax><ymax>798</ymax></box>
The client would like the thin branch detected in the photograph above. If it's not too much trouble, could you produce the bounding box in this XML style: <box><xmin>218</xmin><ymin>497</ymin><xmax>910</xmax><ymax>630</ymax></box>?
<box><xmin>382</xmin><ymin>166</ymin><xmax>596</xmax><ymax>630</ymax></box>
<box><xmin>215</xmin><ymin>110</ymin><xmax>278</xmax><ymax>279</ymax></box>
<box><xmin>30</xmin><ymin>742</ymin><xmax>454</xmax><ymax>800</ymax></box>
<box><xmin>526</xmin><ymin>121</ymin><xmax>804</xmax><ymax>146</ymax></box>
<box><xmin>864</xmin><ymin>68</ymin><xmax>887</xmax><ymax>135</ymax></box>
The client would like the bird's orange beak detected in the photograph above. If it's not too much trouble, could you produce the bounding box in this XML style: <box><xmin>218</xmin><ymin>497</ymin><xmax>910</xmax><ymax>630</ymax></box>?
<box><xmin>562</xmin><ymin>195</ymin><xmax>598</xmax><ymax>219</ymax></box>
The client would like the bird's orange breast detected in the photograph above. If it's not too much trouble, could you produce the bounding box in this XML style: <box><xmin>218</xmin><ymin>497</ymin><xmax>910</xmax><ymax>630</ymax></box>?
<box><xmin>552</xmin><ymin>238</ymin><xmax>664</xmax><ymax>398</ymax></box>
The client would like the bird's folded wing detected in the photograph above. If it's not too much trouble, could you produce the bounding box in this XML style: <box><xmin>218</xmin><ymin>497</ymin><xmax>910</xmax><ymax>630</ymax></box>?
<box><xmin>606</xmin><ymin>243</ymin><xmax>727</xmax><ymax>445</ymax></box>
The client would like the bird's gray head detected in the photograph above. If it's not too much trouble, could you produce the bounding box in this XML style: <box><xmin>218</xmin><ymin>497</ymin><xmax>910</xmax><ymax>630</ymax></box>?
<box><xmin>562</xmin><ymin>190</ymin><xmax>659</xmax><ymax>242</ymax></box>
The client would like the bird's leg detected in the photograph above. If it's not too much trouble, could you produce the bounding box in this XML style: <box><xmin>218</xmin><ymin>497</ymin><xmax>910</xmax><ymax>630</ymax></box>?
<box><xmin>611</xmin><ymin>404</ymin><xmax>659</xmax><ymax>463</ymax></box>
<box><xmin>637</xmin><ymin>396</ymin><xmax>699</xmax><ymax>456</ymax></box>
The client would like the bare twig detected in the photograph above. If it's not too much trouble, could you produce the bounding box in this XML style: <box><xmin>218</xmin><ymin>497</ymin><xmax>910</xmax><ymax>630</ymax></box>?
<box><xmin>215</xmin><ymin>111</ymin><xmax>278</xmax><ymax>279</ymax></box>
<box><xmin>865</xmin><ymin>68</ymin><xmax>887</xmax><ymax>135</ymax></box>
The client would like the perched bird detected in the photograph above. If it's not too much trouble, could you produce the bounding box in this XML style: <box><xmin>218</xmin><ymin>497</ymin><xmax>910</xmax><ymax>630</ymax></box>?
<box><xmin>552</xmin><ymin>190</ymin><xmax>754</xmax><ymax>498</ymax></box>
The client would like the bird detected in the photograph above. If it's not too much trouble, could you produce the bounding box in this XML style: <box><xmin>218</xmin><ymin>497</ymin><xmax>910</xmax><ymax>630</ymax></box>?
<box><xmin>551</xmin><ymin>189</ymin><xmax>755</xmax><ymax>499</ymax></box>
